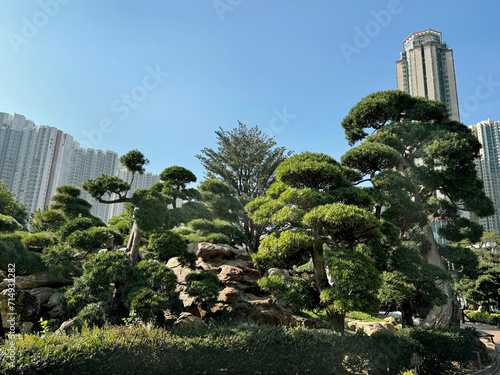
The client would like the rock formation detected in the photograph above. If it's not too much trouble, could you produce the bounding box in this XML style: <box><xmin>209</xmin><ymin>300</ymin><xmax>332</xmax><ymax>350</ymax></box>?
<box><xmin>167</xmin><ymin>242</ymin><xmax>293</xmax><ymax>326</ymax></box>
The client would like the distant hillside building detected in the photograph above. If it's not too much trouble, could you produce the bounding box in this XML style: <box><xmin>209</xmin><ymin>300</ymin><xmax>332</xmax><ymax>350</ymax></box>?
<box><xmin>470</xmin><ymin>119</ymin><xmax>500</xmax><ymax>234</ymax></box>
<box><xmin>396</xmin><ymin>29</ymin><xmax>460</xmax><ymax>121</ymax></box>
<box><xmin>0</xmin><ymin>112</ymin><xmax>158</xmax><ymax>223</ymax></box>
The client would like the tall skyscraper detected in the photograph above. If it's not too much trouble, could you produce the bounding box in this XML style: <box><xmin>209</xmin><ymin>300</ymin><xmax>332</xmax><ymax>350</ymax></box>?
<box><xmin>396</xmin><ymin>29</ymin><xmax>460</xmax><ymax>121</ymax></box>
<box><xmin>470</xmin><ymin>119</ymin><xmax>500</xmax><ymax>234</ymax></box>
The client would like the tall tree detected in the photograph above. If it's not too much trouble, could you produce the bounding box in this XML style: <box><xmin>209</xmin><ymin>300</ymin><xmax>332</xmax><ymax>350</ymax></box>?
<box><xmin>246</xmin><ymin>152</ymin><xmax>381</xmax><ymax>333</ymax></box>
<box><xmin>340</xmin><ymin>90</ymin><xmax>494</xmax><ymax>327</ymax></box>
<box><xmin>197</xmin><ymin>122</ymin><xmax>293</xmax><ymax>252</ymax></box>
<box><xmin>83</xmin><ymin>149</ymin><xmax>167</xmax><ymax>266</ymax></box>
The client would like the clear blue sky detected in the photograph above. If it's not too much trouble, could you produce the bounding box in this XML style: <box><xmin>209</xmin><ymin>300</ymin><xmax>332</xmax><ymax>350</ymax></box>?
<box><xmin>1</xmin><ymin>1</ymin><xmax>499</xmax><ymax>181</ymax></box>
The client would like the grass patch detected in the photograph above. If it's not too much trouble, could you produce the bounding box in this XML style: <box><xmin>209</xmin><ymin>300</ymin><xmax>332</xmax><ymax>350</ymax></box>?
<box><xmin>345</xmin><ymin>311</ymin><xmax>385</xmax><ymax>322</ymax></box>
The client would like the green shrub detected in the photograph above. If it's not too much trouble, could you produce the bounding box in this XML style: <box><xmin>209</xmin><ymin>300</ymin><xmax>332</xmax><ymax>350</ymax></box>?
<box><xmin>185</xmin><ymin>272</ymin><xmax>220</xmax><ymax>310</ymax></box>
<box><xmin>0</xmin><ymin>323</ymin><xmax>479</xmax><ymax>375</ymax></box>
<box><xmin>21</xmin><ymin>231</ymin><xmax>57</xmax><ymax>252</ymax></box>
<box><xmin>146</xmin><ymin>231</ymin><xmax>189</xmax><ymax>262</ymax></box>
<box><xmin>258</xmin><ymin>274</ymin><xmax>315</xmax><ymax>313</ymax></box>
<box><xmin>464</xmin><ymin>310</ymin><xmax>500</xmax><ymax>325</ymax></box>
<box><xmin>0</xmin><ymin>236</ymin><xmax>46</xmax><ymax>274</ymax></box>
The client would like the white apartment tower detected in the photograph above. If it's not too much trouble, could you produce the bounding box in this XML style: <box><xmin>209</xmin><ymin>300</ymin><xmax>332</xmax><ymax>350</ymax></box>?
<box><xmin>470</xmin><ymin>119</ymin><xmax>500</xmax><ymax>234</ymax></box>
<box><xmin>396</xmin><ymin>29</ymin><xmax>460</xmax><ymax>122</ymax></box>
<box><xmin>0</xmin><ymin>112</ymin><xmax>159</xmax><ymax>223</ymax></box>
<box><xmin>0</xmin><ymin>113</ymin><xmax>78</xmax><ymax>213</ymax></box>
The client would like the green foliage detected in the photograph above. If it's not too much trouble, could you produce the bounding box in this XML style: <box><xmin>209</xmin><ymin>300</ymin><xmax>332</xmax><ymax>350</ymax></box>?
<box><xmin>0</xmin><ymin>323</ymin><xmax>480</xmax><ymax>375</ymax></box>
<box><xmin>42</xmin><ymin>244</ymin><xmax>82</xmax><ymax>277</ymax></box>
<box><xmin>258</xmin><ymin>274</ymin><xmax>315</xmax><ymax>313</ymax></box>
<box><xmin>159</xmin><ymin>166</ymin><xmax>197</xmax><ymax>188</ymax></box>
<box><xmin>29</xmin><ymin>208</ymin><xmax>66</xmax><ymax>233</ymax></box>
<box><xmin>0</xmin><ymin>235</ymin><xmax>46</xmax><ymax>274</ymax></box>
<box><xmin>59</xmin><ymin>216</ymin><xmax>105</xmax><ymax>241</ymax></box>
<box><xmin>146</xmin><ymin>230</ymin><xmax>190</xmax><ymax>263</ymax></box>
<box><xmin>276</xmin><ymin>152</ymin><xmax>349</xmax><ymax>191</ymax></box>
<box><xmin>321</xmin><ymin>248</ymin><xmax>381</xmax><ymax>314</ymax></box>
<box><xmin>131</xmin><ymin>189</ymin><xmax>169</xmax><ymax>232</ymax></box>
<box><xmin>0</xmin><ymin>213</ymin><xmax>23</xmax><ymax>232</ymax></box>
<box><xmin>185</xmin><ymin>271</ymin><xmax>221</xmax><ymax>310</ymax></box>
<box><xmin>21</xmin><ymin>231</ymin><xmax>57</xmax><ymax>252</ymax></box>
<box><xmin>341</xmin><ymin>142</ymin><xmax>403</xmax><ymax>177</ymax></box>
<box><xmin>66</xmin><ymin>226</ymin><xmax>110</xmax><ymax>252</ymax></box>
<box><xmin>460</xmin><ymin>261</ymin><xmax>500</xmax><ymax>312</ymax></box>
<box><xmin>82</xmin><ymin>175</ymin><xmax>131</xmax><ymax>201</ymax></box>
<box><xmin>401</xmin><ymin>327</ymin><xmax>479</xmax><ymax>375</ymax></box>
<box><xmin>64</xmin><ymin>253</ymin><xmax>184</xmax><ymax>327</ymax></box>
<box><xmin>345</xmin><ymin>311</ymin><xmax>385</xmax><ymax>322</ymax></box>
<box><xmin>0</xmin><ymin>181</ymin><xmax>28</xmax><ymax>226</ymax></box>
<box><xmin>119</xmin><ymin>149</ymin><xmax>149</xmax><ymax>175</ymax></box>
<box><xmin>252</xmin><ymin>230</ymin><xmax>313</xmax><ymax>270</ymax></box>
<box><xmin>198</xmin><ymin>178</ymin><xmax>243</xmax><ymax>223</ymax></box>
<box><xmin>303</xmin><ymin>203</ymin><xmax>381</xmax><ymax>247</ymax></box>
<box><xmin>439</xmin><ymin>245</ymin><xmax>478</xmax><ymax>277</ymax></box>
<box><xmin>64</xmin><ymin>251</ymin><xmax>132</xmax><ymax>320</ymax></box>
<box><xmin>186</xmin><ymin>218</ymin><xmax>244</xmax><ymax>246</ymax></box>
<box><xmin>197</xmin><ymin>121</ymin><xmax>293</xmax><ymax>251</ymax></box>
<box><xmin>464</xmin><ymin>310</ymin><xmax>500</xmax><ymax>325</ymax></box>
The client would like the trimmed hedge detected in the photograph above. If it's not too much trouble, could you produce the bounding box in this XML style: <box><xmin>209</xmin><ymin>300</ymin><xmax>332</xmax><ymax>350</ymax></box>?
<box><xmin>464</xmin><ymin>310</ymin><xmax>500</xmax><ymax>325</ymax></box>
<box><xmin>0</xmin><ymin>323</ymin><xmax>479</xmax><ymax>375</ymax></box>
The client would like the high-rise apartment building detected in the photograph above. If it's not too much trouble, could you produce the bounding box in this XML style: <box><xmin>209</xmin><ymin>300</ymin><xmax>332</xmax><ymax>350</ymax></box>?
<box><xmin>0</xmin><ymin>113</ymin><xmax>78</xmax><ymax>213</ymax></box>
<box><xmin>396</xmin><ymin>29</ymin><xmax>460</xmax><ymax>121</ymax></box>
<box><xmin>470</xmin><ymin>119</ymin><xmax>500</xmax><ymax>234</ymax></box>
<box><xmin>0</xmin><ymin>112</ymin><xmax>158</xmax><ymax>223</ymax></box>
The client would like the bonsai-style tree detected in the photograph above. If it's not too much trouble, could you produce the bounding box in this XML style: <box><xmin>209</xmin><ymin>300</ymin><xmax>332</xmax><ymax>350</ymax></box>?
<box><xmin>246</xmin><ymin>152</ymin><xmax>381</xmax><ymax>333</ymax></box>
<box><xmin>340</xmin><ymin>90</ymin><xmax>494</xmax><ymax>327</ymax></box>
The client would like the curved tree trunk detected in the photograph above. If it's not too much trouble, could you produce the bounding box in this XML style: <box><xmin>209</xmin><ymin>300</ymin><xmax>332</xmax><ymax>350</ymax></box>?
<box><xmin>127</xmin><ymin>207</ymin><xmax>142</xmax><ymax>267</ymax></box>
<box><xmin>421</xmin><ymin>225</ymin><xmax>457</xmax><ymax>328</ymax></box>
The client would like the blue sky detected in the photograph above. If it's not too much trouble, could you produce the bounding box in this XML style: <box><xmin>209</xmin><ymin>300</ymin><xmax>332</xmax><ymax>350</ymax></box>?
<box><xmin>1</xmin><ymin>1</ymin><xmax>499</xmax><ymax>181</ymax></box>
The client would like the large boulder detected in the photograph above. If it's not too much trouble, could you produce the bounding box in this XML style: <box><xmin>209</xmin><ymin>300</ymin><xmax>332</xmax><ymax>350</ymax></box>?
<box><xmin>30</xmin><ymin>287</ymin><xmax>57</xmax><ymax>306</ymax></box>
<box><xmin>6</xmin><ymin>272</ymin><xmax>71</xmax><ymax>289</ymax></box>
<box><xmin>346</xmin><ymin>320</ymin><xmax>398</xmax><ymax>336</ymax></box>
<box><xmin>169</xmin><ymin>242</ymin><xmax>293</xmax><ymax>326</ymax></box>
<box><xmin>0</xmin><ymin>288</ymin><xmax>40</xmax><ymax>329</ymax></box>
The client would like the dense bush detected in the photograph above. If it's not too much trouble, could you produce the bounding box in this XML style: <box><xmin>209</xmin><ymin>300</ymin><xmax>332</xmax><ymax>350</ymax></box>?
<box><xmin>21</xmin><ymin>231</ymin><xmax>57</xmax><ymax>252</ymax></box>
<box><xmin>0</xmin><ymin>323</ymin><xmax>480</xmax><ymax>375</ymax></box>
<box><xmin>0</xmin><ymin>235</ymin><xmax>46</xmax><ymax>274</ymax></box>
<box><xmin>146</xmin><ymin>230</ymin><xmax>191</xmax><ymax>263</ymax></box>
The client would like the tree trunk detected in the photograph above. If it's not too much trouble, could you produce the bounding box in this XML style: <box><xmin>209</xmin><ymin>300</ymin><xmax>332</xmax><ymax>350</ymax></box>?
<box><xmin>127</xmin><ymin>209</ymin><xmax>142</xmax><ymax>267</ymax></box>
<box><xmin>401</xmin><ymin>301</ymin><xmax>414</xmax><ymax>327</ymax></box>
<box><xmin>311</xmin><ymin>241</ymin><xmax>330</xmax><ymax>290</ymax></box>
<box><xmin>421</xmin><ymin>225</ymin><xmax>456</xmax><ymax>328</ymax></box>
<box><xmin>327</xmin><ymin>310</ymin><xmax>345</xmax><ymax>333</ymax></box>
